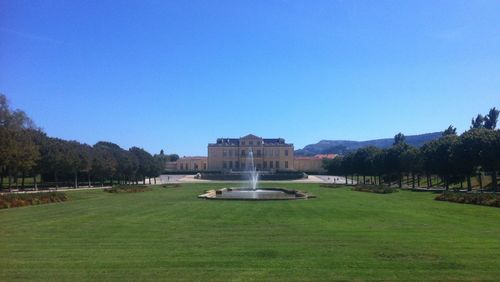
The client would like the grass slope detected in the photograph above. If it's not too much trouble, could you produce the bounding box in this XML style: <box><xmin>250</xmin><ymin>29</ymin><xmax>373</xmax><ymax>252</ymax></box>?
<box><xmin>1</xmin><ymin>183</ymin><xmax>500</xmax><ymax>281</ymax></box>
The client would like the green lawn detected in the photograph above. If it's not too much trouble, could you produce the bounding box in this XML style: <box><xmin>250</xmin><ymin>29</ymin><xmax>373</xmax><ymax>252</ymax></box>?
<box><xmin>1</xmin><ymin>183</ymin><xmax>500</xmax><ymax>281</ymax></box>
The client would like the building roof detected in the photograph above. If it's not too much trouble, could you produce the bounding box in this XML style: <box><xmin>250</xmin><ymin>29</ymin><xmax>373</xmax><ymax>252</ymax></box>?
<box><xmin>210</xmin><ymin>135</ymin><xmax>290</xmax><ymax>146</ymax></box>
<box><xmin>179</xmin><ymin>156</ymin><xmax>207</xmax><ymax>160</ymax></box>
<box><xmin>263</xmin><ymin>138</ymin><xmax>285</xmax><ymax>144</ymax></box>
<box><xmin>215</xmin><ymin>138</ymin><xmax>239</xmax><ymax>145</ymax></box>
<box><xmin>241</xmin><ymin>134</ymin><xmax>261</xmax><ymax>139</ymax></box>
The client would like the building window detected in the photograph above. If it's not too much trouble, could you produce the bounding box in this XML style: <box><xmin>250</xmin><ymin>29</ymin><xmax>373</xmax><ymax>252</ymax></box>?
<box><xmin>257</xmin><ymin>150</ymin><xmax>261</xmax><ymax>157</ymax></box>
<box><xmin>194</xmin><ymin>164</ymin><xmax>199</xmax><ymax>170</ymax></box>
<box><xmin>275</xmin><ymin>150</ymin><xmax>279</xmax><ymax>156</ymax></box>
<box><xmin>257</xmin><ymin>164</ymin><xmax>261</xmax><ymax>170</ymax></box>
<box><xmin>186</xmin><ymin>164</ymin><xmax>189</xmax><ymax>170</ymax></box>
<box><xmin>241</xmin><ymin>150</ymin><xmax>246</xmax><ymax>156</ymax></box>
<box><xmin>223</xmin><ymin>150</ymin><xmax>227</xmax><ymax>157</ymax></box>
<box><xmin>229</xmin><ymin>149</ymin><xmax>233</xmax><ymax>157</ymax></box>
<box><xmin>270</xmin><ymin>161</ymin><xmax>273</xmax><ymax>169</ymax></box>
<box><xmin>250</xmin><ymin>141</ymin><xmax>253</xmax><ymax>145</ymax></box>
<box><xmin>229</xmin><ymin>161</ymin><xmax>233</xmax><ymax>168</ymax></box>
<box><xmin>276</xmin><ymin>161</ymin><xmax>280</xmax><ymax>169</ymax></box>
<box><xmin>242</xmin><ymin>141</ymin><xmax>245</xmax><ymax>146</ymax></box>
<box><xmin>180</xmin><ymin>164</ymin><xmax>184</xmax><ymax>170</ymax></box>
<box><xmin>263</xmin><ymin>161</ymin><xmax>267</xmax><ymax>169</ymax></box>
<box><xmin>235</xmin><ymin>161</ymin><xmax>239</xmax><ymax>169</ymax></box>
<box><xmin>285</xmin><ymin>150</ymin><xmax>288</xmax><ymax>156</ymax></box>
<box><xmin>285</xmin><ymin>161</ymin><xmax>288</xmax><ymax>169</ymax></box>
<box><xmin>203</xmin><ymin>163</ymin><xmax>207</xmax><ymax>170</ymax></box>
<box><xmin>223</xmin><ymin>162</ymin><xmax>227</xmax><ymax>169</ymax></box>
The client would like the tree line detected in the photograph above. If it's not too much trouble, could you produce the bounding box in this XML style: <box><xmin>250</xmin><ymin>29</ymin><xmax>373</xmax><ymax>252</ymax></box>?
<box><xmin>323</xmin><ymin>107</ymin><xmax>500</xmax><ymax>192</ymax></box>
<box><xmin>0</xmin><ymin>94</ymin><xmax>174</xmax><ymax>190</ymax></box>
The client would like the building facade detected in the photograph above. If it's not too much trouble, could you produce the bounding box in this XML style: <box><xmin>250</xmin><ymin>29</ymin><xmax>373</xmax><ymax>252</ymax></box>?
<box><xmin>208</xmin><ymin>134</ymin><xmax>294</xmax><ymax>172</ymax></box>
<box><xmin>167</xmin><ymin>156</ymin><xmax>207</xmax><ymax>171</ymax></box>
<box><xmin>294</xmin><ymin>154</ymin><xmax>337</xmax><ymax>173</ymax></box>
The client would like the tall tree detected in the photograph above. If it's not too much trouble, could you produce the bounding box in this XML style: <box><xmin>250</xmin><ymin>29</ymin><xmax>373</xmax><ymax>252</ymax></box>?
<box><xmin>471</xmin><ymin>114</ymin><xmax>485</xmax><ymax>129</ymax></box>
<box><xmin>91</xmin><ymin>145</ymin><xmax>117</xmax><ymax>186</ymax></box>
<box><xmin>393</xmin><ymin>132</ymin><xmax>406</xmax><ymax>145</ymax></box>
<box><xmin>0</xmin><ymin>94</ymin><xmax>40</xmax><ymax>189</ymax></box>
<box><xmin>420</xmin><ymin>135</ymin><xmax>458</xmax><ymax>190</ymax></box>
<box><xmin>452</xmin><ymin>130</ymin><xmax>481</xmax><ymax>191</ymax></box>
<box><xmin>130</xmin><ymin>147</ymin><xmax>155</xmax><ymax>184</ymax></box>
<box><xmin>168</xmin><ymin>154</ymin><xmax>180</xmax><ymax>162</ymax></box>
<box><xmin>443</xmin><ymin>125</ymin><xmax>457</xmax><ymax>136</ymax></box>
<box><xmin>386</xmin><ymin>133</ymin><xmax>411</xmax><ymax>187</ymax></box>
<box><xmin>484</xmin><ymin>107</ymin><xmax>499</xmax><ymax>130</ymax></box>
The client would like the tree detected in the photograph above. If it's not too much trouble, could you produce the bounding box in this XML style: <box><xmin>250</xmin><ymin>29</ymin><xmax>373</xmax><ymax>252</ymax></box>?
<box><xmin>471</xmin><ymin>114</ymin><xmax>485</xmax><ymax>129</ymax></box>
<box><xmin>443</xmin><ymin>125</ymin><xmax>457</xmax><ymax>136</ymax></box>
<box><xmin>477</xmin><ymin>129</ymin><xmax>500</xmax><ymax>191</ymax></box>
<box><xmin>38</xmin><ymin>137</ymin><xmax>67</xmax><ymax>187</ymax></box>
<box><xmin>372</xmin><ymin>149</ymin><xmax>388</xmax><ymax>185</ymax></box>
<box><xmin>341</xmin><ymin>153</ymin><xmax>355</xmax><ymax>184</ymax></box>
<box><xmin>386</xmin><ymin>134</ymin><xmax>411</xmax><ymax>187</ymax></box>
<box><xmin>420</xmin><ymin>135</ymin><xmax>458</xmax><ymax>190</ymax></box>
<box><xmin>0</xmin><ymin>94</ymin><xmax>40</xmax><ymax>190</ymax></box>
<box><xmin>401</xmin><ymin>146</ymin><xmax>421</xmax><ymax>188</ymax></box>
<box><xmin>168</xmin><ymin>154</ymin><xmax>179</xmax><ymax>162</ymax></box>
<box><xmin>452</xmin><ymin>130</ymin><xmax>481</xmax><ymax>191</ymax></box>
<box><xmin>130</xmin><ymin>147</ymin><xmax>155</xmax><ymax>184</ymax></box>
<box><xmin>484</xmin><ymin>107</ymin><xmax>499</xmax><ymax>130</ymax></box>
<box><xmin>352</xmin><ymin>146</ymin><xmax>381</xmax><ymax>184</ymax></box>
<box><xmin>91</xmin><ymin>145</ymin><xmax>117</xmax><ymax>186</ymax></box>
<box><xmin>393</xmin><ymin>132</ymin><xmax>406</xmax><ymax>145</ymax></box>
<box><xmin>94</xmin><ymin>141</ymin><xmax>136</xmax><ymax>184</ymax></box>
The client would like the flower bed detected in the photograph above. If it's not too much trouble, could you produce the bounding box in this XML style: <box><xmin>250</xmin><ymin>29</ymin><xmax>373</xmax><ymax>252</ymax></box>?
<box><xmin>104</xmin><ymin>185</ymin><xmax>152</xmax><ymax>193</ymax></box>
<box><xmin>352</xmin><ymin>185</ymin><xmax>398</xmax><ymax>194</ymax></box>
<box><xmin>0</xmin><ymin>192</ymin><xmax>67</xmax><ymax>209</ymax></box>
<box><xmin>320</xmin><ymin>184</ymin><xmax>346</xmax><ymax>188</ymax></box>
<box><xmin>162</xmin><ymin>184</ymin><xmax>181</xmax><ymax>188</ymax></box>
<box><xmin>435</xmin><ymin>192</ymin><xmax>500</xmax><ymax>207</ymax></box>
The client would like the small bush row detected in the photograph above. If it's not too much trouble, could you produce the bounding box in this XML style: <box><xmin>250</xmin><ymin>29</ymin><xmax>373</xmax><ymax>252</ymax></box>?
<box><xmin>0</xmin><ymin>192</ymin><xmax>67</xmax><ymax>209</ymax></box>
<box><xmin>162</xmin><ymin>184</ymin><xmax>181</xmax><ymax>188</ymax></box>
<box><xmin>352</xmin><ymin>185</ymin><xmax>398</xmax><ymax>194</ymax></box>
<box><xmin>435</xmin><ymin>192</ymin><xmax>500</xmax><ymax>207</ymax></box>
<box><xmin>104</xmin><ymin>185</ymin><xmax>152</xmax><ymax>193</ymax></box>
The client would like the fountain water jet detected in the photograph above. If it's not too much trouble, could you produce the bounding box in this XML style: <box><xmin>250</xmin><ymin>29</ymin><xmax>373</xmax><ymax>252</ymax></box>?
<box><xmin>245</xmin><ymin>148</ymin><xmax>259</xmax><ymax>190</ymax></box>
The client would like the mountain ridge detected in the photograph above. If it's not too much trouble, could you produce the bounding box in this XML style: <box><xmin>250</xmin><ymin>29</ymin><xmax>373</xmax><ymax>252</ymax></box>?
<box><xmin>295</xmin><ymin>132</ymin><xmax>442</xmax><ymax>156</ymax></box>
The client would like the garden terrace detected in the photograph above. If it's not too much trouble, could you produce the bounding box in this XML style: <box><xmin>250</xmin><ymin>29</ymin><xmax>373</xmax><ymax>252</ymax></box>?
<box><xmin>1</xmin><ymin>183</ymin><xmax>500</xmax><ymax>281</ymax></box>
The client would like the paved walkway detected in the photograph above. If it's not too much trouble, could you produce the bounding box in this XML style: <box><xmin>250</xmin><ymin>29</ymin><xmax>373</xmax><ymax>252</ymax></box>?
<box><xmin>1</xmin><ymin>175</ymin><xmax>356</xmax><ymax>195</ymax></box>
<box><xmin>0</xmin><ymin>185</ymin><xmax>112</xmax><ymax>195</ymax></box>
<box><xmin>165</xmin><ymin>174</ymin><xmax>356</xmax><ymax>184</ymax></box>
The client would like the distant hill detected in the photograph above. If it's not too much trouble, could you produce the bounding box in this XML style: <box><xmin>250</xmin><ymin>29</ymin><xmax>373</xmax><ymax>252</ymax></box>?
<box><xmin>295</xmin><ymin>132</ymin><xmax>443</xmax><ymax>156</ymax></box>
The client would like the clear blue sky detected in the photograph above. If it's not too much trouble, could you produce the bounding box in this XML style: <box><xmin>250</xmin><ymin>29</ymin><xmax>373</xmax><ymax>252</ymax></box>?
<box><xmin>1</xmin><ymin>1</ymin><xmax>499</xmax><ymax>156</ymax></box>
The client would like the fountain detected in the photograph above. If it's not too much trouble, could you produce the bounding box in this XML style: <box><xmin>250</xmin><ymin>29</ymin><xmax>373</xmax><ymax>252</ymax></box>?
<box><xmin>246</xmin><ymin>148</ymin><xmax>259</xmax><ymax>190</ymax></box>
<box><xmin>198</xmin><ymin>148</ymin><xmax>314</xmax><ymax>200</ymax></box>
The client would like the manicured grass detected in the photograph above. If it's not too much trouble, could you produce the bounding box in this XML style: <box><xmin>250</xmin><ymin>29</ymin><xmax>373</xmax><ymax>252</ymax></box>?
<box><xmin>1</xmin><ymin>183</ymin><xmax>500</xmax><ymax>281</ymax></box>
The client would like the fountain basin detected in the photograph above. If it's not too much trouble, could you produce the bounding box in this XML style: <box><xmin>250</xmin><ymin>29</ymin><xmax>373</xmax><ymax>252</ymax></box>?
<box><xmin>198</xmin><ymin>188</ymin><xmax>314</xmax><ymax>200</ymax></box>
